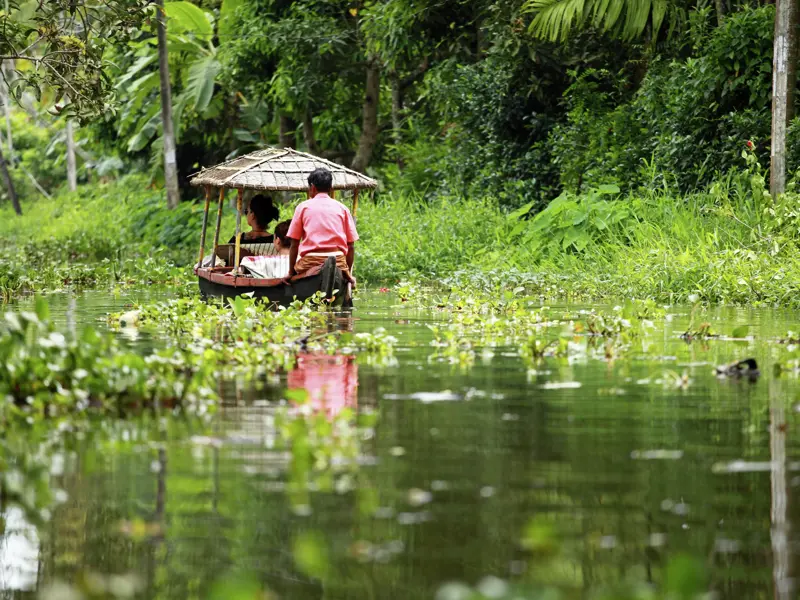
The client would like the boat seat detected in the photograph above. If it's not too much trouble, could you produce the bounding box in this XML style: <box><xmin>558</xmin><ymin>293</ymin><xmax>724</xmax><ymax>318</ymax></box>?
<box><xmin>214</xmin><ymin>242</ymin><xmax>278</xmax><ymax>265</ymax></box>
<box><xmin>241</xmin><ymin>243</ymin><xmax>279</xmax><ymax>256</ymax></box>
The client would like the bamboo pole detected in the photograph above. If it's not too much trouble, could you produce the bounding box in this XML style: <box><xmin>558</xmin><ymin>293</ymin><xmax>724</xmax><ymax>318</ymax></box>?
<box><xmin>352</xmin><ymin>188</ymin><xmax>359</xmax><ymax>219</ymax></box>
<box><xmin>210</xmin><ymin>187</ymin><xmax>224</xmax><ymax>268</ymax></box>
<box><xmin>234</xmin><ymin>188</ymin><xmax>243</xmax><ymax>270</ymax></box>
<box><xmin>197</xmin><ymin>185</ymin><xmax>211</xmax><ymax>267</ymax></box>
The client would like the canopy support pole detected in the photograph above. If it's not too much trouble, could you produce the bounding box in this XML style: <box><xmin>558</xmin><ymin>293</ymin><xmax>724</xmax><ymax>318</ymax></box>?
<box><xmin>352</xmin><ymin>189</ymin><xmax>359</xmax><ymax>219</ymax></box>
<box><xmin>210</xmin><ymin>187</ymin><xmax>224</xmax><ymax>268</ymax></box>
<box><xmin>234</xmin><ymin>188</ymin><xmax>243</xmax><ymax>270</ymax></box>
<box><xmin>197</xmin><ymin>185</ymin><xmax>211</xmax><ymax>267</ymax></box>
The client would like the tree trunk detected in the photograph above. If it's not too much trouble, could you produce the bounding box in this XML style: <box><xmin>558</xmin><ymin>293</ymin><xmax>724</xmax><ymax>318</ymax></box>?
<box><xmin>65</xmin><ymin>120</ymin><xmax>77</xmax><ymax>191</ymax></box>
<box><xmin>155</xmin><ymin>0</ymin><xmax>180</xmax><ymax>209</ymax></box>
<box><xmin>770</xmin><ymin>0</ymin><xmax>799</xmax><ymax>196</ymax></box>
<box><xmin>390</xmin><ymin>72</ymin><xmax>405</xmax><ymax>169</ymax></box>
<box><xmin>1</xmin><ymin>61</ymin><xmax>14</xmax><ymax>161</ymax></box>
<box><xmin>302</xmin><ymin>108</ymin><xmax>319</xmax><ymax>155</ymax></box>
<box><xmin>715</xmin><ymin>0</ymin><xmax>727</xmax><ymax>25</ymax></box>
<box><xmin>279</xmin><ymin>114</ymin><xmax>296</xmax><ymax>148</ymax></box>
<box><xmin>0</xmin><ymin>142</ymin><xmax>21</xmax><ymax>215</ymax></box>
<box><xmin>351</xmin><ymin>60</ymin><xmax>380</xmax><ymax>174</ymax></box>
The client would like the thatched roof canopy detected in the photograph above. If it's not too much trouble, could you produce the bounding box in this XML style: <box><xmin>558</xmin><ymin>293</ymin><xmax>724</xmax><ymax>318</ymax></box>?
<box><xmin>189</xmin><ymin>148</ymin><xmax>378</xmax><ymax>191</ymax></box>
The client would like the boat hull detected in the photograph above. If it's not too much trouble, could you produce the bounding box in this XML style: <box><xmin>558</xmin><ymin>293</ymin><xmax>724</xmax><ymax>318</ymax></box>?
<box><xmin>196</xmin><ymin>257</ymin><xmax>347</xmax><ymax>306</ymax></box>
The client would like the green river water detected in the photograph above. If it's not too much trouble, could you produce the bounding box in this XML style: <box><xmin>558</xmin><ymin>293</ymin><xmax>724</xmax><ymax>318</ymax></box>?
<box><xmin>1</xmin><ymin>290</ymin><xmax>799</xmax><ymax>599</ymax></box>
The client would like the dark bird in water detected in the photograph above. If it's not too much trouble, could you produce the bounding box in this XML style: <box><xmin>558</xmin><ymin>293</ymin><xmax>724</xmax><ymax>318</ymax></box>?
<box><xmin>715</xmin><ymin>358</ymin><xmax>759</xmax><ymax>380</ymax></box>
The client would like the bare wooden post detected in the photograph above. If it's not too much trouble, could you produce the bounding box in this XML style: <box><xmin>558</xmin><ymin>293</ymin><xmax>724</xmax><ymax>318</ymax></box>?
<box><xmin>210</xmin><ymin>187</ymin><xmax>224</xmax><ymax>268</ymax></box>
<box><xmin>351</xmin><ymin>188</ymin><xmax>359</xmax><ymax>219</ymax></box>
<box><xmin>771</xmin><ymin>0</ymin><xmax>799</xmax><ymax>197</ymax></box>
<box><xmin>234</xmin><ymin>188</ymin><xmax>243</xmax><ymax>270</ymax></box>
<box><xmin>155</xmin><ymin>0</ymin><xmax>180</xmax><ymax>209</ymax></box>
<box><xmin>65</xmin><ymin>120</ymin><xmax>77</xmax><ymax>191</ymax></box>
<box><xmin>197</xmin><ymin>185</ymin><xmax>211</xmax><ymax>267</ymax></box>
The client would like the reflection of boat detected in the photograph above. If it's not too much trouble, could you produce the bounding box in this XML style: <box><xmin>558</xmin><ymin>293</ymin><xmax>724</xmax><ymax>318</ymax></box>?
<box><xmin>189</xmin><ymin>148</ymin><xmax>377</xmax><ymax>305</ymax></box>
<box><xmin>287</xmin><ymin>354</ymin><xmax>358</xmax><ymax>418</ymax></box>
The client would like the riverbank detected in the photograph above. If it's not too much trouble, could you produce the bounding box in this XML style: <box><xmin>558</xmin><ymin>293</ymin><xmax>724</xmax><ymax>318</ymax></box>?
<box><xmin>2</xmin><ymin>174</ymin><xmax>798</xmax><ymax>307</ymax></box>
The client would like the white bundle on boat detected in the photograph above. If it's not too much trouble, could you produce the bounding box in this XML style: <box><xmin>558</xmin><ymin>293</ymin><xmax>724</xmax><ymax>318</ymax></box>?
<box><xmin>240</xmin><ymin>255</ymin><xmax>290</xmax><ymax>279</ymax></box>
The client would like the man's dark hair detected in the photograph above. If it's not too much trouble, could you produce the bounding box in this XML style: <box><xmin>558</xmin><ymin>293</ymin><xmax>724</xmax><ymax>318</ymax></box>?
<box><xmin>308</xmin><ymin>168</ymin><xmax>333</xmax><ymax>194</ymax></box>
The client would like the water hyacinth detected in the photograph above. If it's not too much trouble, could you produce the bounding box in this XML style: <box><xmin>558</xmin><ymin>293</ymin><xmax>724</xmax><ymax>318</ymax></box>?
<box><xmin>109</xmin><ymin>295</ymin><xmax>398</xmax><ymax>374</ymax></box>
<box><xmin>0</xmin><ymin>298</ymin><xmax>218</xmax><ymax>425</ymax></box>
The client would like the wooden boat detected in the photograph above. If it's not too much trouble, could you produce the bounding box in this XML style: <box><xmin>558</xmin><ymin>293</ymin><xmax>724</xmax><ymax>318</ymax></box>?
<box><xmin>196</xmin><ymin>257</ymin><xmax>346</xmax><ymax>306</ymax></box>
<box><xmin>189</xmin><ymin>148</ymin><xmax>378</xmax><ymax>305</ymax></box>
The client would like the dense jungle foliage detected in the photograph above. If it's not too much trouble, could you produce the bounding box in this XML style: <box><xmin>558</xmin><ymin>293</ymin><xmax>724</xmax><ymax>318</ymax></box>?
<box><xmin>1</xmin><ymin>0</ymin><xmax>795</xmax><ymax>203</ymax></box>
<box><xmin>1</xmin><ymin>0</ymin><xmax>800</xmax><ymax>306</ymax></box>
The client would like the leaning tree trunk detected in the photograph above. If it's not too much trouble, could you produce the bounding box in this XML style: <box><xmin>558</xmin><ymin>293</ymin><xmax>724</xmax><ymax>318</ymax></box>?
<box><xmin>0</xmin><ymin>143</ymin><xmax>21</xmax><ymax>215</ymax></box>
<box><xmin>302</xmin><ymin>108</ymin><xmax>319</xmax><ymax>155</ymax></box>
<box><xmin>65</xmin><ymin>120</ymin><xmax>77</xmax><ymax>191</ymax></box>
<box><xmin>279</xmin><ymin>114</ymin><xmax>297</xmax><ymax>149</ymax></box>
<box><xmin>351</xmin><ymin>60</ymin><xmax>380</xmax><ymax>174</ymax></box>
<box><xmin>770</xmin><ymin>0</ymin><xmax>799</xmax><ymax>196</ymax></box>
<box><xmin>155</xmin><ymin>0</ymin><xmax>180</xmax><ymax>209</ymax></box>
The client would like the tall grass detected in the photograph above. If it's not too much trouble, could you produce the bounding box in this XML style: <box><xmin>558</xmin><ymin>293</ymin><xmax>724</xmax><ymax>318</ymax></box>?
<box><xmin>2</xmin><ymin>174</ymin><xmax>799</xmax><ymax>307</ymax></box>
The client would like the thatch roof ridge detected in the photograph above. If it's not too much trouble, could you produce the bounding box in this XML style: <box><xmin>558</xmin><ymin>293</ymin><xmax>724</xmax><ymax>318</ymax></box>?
<box><xmin>189</xmin><ymin>147</ymin><xmax>378</xmax><ymax>191</ymax></box>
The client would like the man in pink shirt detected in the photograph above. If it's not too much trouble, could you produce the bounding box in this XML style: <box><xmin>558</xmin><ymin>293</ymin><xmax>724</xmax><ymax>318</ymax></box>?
<box><xmin>286</xmin><ymin>167</ymin><xmax>359</xmax><ymax>283</ymax></box>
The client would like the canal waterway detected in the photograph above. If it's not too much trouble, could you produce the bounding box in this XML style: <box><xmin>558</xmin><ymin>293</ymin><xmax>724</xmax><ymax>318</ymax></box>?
<box><xmin>2</xmin><ymin>289</ymin><xmax>799</xmax><ymax>599</ymax></box>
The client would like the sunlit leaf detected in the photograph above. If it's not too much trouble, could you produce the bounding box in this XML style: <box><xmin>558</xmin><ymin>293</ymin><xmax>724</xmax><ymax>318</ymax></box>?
<box><xmin>186</xmin><ymin>55</ymin><xmax>221</xmax><ymax>113</ymax></box>
<box><xmin>292</xmin><ymin>531</ymin><xmax>330</xmax><ymax>579</ymax></box>
<box><xmin>164</xmin><ymin>1</ymin><xmax>214</xmax><ymax>39</ymax></box>
<box><xmin>731</xmin><ymin>325</ymin><xmax>749</xmax><ymax>338</ymax></box>
<box><xmin>219</xmin><ymin>0</ymin><xmax>245</xmax><ymax>39</ymax></box>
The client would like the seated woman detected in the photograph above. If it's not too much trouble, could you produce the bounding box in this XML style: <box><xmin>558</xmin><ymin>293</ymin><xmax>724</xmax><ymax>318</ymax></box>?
<box><xmin>238</xmin><ymin>219</ymin><xmax>293</xmax><ymax>278</ymax></box>
<box><xmin>272</xmin><ymin>220</ymin><xmax>293</xmax><ymax>255</ymax></box>
<box><xmin>228</xmin><ymin>194</ymin><xmax>279</xmax><ymax>244</ymax></box>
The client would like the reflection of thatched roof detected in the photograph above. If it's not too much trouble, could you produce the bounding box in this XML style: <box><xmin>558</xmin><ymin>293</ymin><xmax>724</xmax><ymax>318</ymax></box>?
<box><xmin>189</xmin><ymin>147</ymin><xmax>378</xmax><ymax>191</ymax></box>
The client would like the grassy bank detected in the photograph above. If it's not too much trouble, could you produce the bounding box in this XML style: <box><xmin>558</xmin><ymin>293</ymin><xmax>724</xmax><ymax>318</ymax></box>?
<box><xmin>2</xmin><ymin>173</ymin><xmax>799</xmax><ymax>307</ymax></box>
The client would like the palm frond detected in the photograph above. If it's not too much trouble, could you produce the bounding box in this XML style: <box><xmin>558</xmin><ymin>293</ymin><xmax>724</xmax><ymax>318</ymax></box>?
<box><xmin>524</xmin><ymin>0</ymin><xmax>675</xmax><ymax>42</ymax></box>
<box><xmin>525</xmin><ymin>0</ymin><xmax>588</xmax><ymax>43</ymax></box>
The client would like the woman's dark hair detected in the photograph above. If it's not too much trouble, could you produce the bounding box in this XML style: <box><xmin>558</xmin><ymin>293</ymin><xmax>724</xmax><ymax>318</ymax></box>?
<box><xmin>308</xmin><ymin>168</ymin><xmax>333</xmax><ymax>193</ymax></box>
<box><xmin>249</xmin><ymin>194</ymin><xmax>280</xmax><ymax>229</ymax></box>
<box><xmin>274</xmin><ymin>220</ymin><xmax>292</xmax><ymax>246</ymax></box>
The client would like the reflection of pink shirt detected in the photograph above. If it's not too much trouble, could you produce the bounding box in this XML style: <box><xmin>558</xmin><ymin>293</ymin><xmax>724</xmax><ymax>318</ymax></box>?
<box><xmin>287</xmin><ymin>354</ymin><xmax>358</xmax><ymax>418</ymax></box>
<box><xmin>286</xmin><ymin>194</ymin><xmax>359</xmax><ymax>259</ymax></box>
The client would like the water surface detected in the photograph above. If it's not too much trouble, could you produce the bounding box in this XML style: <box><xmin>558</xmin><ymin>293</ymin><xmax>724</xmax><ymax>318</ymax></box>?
<box><xmin>2</xmin><ymin>290</ymin><xmax>799</xmax><ymax>599</ymax></box>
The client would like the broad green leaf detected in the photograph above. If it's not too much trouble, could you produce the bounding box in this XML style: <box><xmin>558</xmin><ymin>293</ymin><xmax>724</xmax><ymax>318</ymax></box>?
<box><xmin>164</xmin><ymin>1</ymin><xmax>214</xmax><ymax>38</ymax></box>
<box><xmin>233</xmin><ymin>128</ymin><xmax>260</xmax><ymax>143</ymax></box>
<box><xmin>116</xmin><ymin>55</ymin><xmax>157</xmax><ymax>89</ymax></box>
<box><xmin>286</xmin><ymin>388</ymin><xmax>309</xmax><ymax>404</ymax></box>
<box><xmin>208</xmin><ymin>573</ymin><xmax>267</xmax><ymax>600</ymax></box>
<box><xmin>34</xmin><ymin>296</ymin><xmax>49</xmax><ymax>323</ymax></box>
<box><xmin>127</xmin><ymin>111</ymin><xmax>160</xmax><ymax>152</ymax></box>
<box><xmin>231</xmin><ymin>295</ymin><xmax>245</xmax><ymax>318</ymax></box>
<box><xmin>185</xmin><ymin>55</ymin><xmax>221</xmax><ymax>112</ymax></box>
<box><xmin>292</xmin><ymin>531</ymin><xmax>330</xmax><ymax>579</ymax></box>
<box><xmin>731</xmin><ymin>325</ymin><xmax>749</xmax><ymax>338</ymax></box>
<box><xmin>9</xmin><ymin>0</ymin><xmax>37</xmax><ymax>27</ymax></box>
<box><xmin>510</xmin><ymin>220</ymin><xmax>527</xmax><ymax>238</ymax></box>
<box><xmin>597</xmin><ymin>184</ymin><xmax>620</xmax><ymax>195</ymax></box>
<box><xmin>219</xmin><ymin>0</ymin><xmax>245</xmax><ymax>39</ymax></box>
<box><xmin>507</xmin><ymin>199</ymin><xmax>536</xmax><ymax>221</ymax></box>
